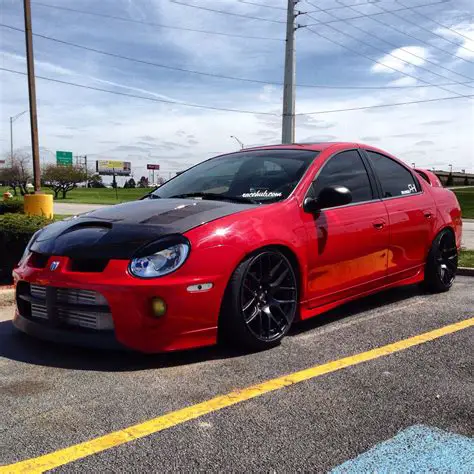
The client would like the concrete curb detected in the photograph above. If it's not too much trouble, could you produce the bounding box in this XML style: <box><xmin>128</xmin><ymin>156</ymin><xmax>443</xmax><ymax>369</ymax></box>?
<box><xmin>458</xmin><ymin>267</ymin><xmax>474</xmax><ymax>276</ymax></box>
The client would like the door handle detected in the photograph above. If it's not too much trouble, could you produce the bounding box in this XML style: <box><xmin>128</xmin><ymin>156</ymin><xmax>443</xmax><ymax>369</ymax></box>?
<box><xmin>424</xmin><ymin>212</ymin><xmax>433</xmax><ymax>219</ymax></box>
<box><xmin>373</xmin><ymin>222</ymin><xmax>385</xmax><ymax>230</ymax></box>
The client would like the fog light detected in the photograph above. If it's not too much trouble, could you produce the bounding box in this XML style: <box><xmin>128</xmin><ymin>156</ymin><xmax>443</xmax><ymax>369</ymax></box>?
<box><xmin>151</xmin><ymin>297</ymin><xmax>167</xmax><ymax>317</ymax></box>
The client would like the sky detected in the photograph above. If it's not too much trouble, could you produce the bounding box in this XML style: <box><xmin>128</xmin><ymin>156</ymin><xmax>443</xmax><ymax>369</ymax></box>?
<box><xmin>0</xmin><ymin>0</ymin><xmax>473</xmax><ymax>182</ymax></box>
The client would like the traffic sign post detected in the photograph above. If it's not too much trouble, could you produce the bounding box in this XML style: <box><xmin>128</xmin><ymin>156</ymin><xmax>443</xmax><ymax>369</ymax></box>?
<box><xmin>56</xmin><ymin>151</ymin><xmax>73</xmax><ymax>166</ymax></box>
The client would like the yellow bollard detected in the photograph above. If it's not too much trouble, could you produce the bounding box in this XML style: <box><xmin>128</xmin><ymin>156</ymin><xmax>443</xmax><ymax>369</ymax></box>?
<box><xmin>24</xmin><ymin>194</ymin><xmax>54</xmax><ymax>219</ymax></box>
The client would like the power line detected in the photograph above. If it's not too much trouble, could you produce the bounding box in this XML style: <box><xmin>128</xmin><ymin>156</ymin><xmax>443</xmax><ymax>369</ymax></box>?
<box><xmin>2</xmin><ymin>66</ymin><xmax>471</xmax><ymax>118</ymax></box>
<box><xmin>345</xmin><ymin>0</ymin><xmax>474</xmax><ymax>61</ymax></box>
<box><xmin>31</xmin><ymin>1</ymin><xmax>283</xmax><ymax>41</ymax></box>
<box><xmin>169</xmin><ymin>0</ymin><xmax>285</xmax><ymax>24</ymax></box>
<box><xmin>304</xmin><ymin>1</ymin><xmax>449</xmax><ymax>27</ymax></box>
<box><xmin>397</xmin><ymin>0</ymin><xmax>474</xmax><ymax>42</ymax></box>
<box><xmin>302</xmin><ymin>0</ymin><xmax>450</xmax><ymax>14</ymax></box>
<box><xmin>0</xmin><ymin>67</ymin><xmax>277</xmax><ymax>116</ymax></box>
<box><xmin>238</xmin><ymin>0</ymin><xmax>286</xmax><ymax>10</ymax></box>
<box><xmin>305</xmin><ymin>26</ymin><xmax>472</xmax><ymax>98</ymax></box>
<box><xmin>306</xmin><ymin>0</ymin><xmax>474</xmax><ymax>66</ymax></box>
<box><xmin>304</xmin><ymin>15</ymin><xmax>472</xmax><ymax>97</ymax></box>
<box><xmin>373</xmin><ymin>0</ymin><xmax>474</xmax><ymax>54</ymax></box>
<box><xmin>304</xmin><ymin>1</ymin><xmax>474</xmax><ymax>85</ymax></box>
<box><xmin>297</xmin><ymin>94</ymin><xmax>474</xmax><ymax>116</ymax></box>
<box><xmin>5</xmin><ymin>23</ymin><xmax>472</xmax><ymax>91</ymax></box>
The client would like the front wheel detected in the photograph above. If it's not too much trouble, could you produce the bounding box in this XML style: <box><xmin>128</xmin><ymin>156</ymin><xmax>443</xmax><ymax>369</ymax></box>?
<box><xmin>220</xmin><ymin>250</ymin><xmax>298</xmax><ymax>350</ymax></box>
<box><xmin>424</xmin><ymin>229</ymin><xmax>458</xmax><ymax>293</ymax></box>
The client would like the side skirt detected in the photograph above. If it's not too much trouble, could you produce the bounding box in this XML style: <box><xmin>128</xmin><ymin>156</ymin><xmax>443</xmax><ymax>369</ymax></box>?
<box><xmin>299</xmin><ymin>268</ymin><xmax>424</xmax><ymax>321</ymax></box>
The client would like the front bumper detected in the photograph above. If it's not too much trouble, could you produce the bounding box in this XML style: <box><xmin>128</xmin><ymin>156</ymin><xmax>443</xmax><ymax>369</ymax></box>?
<box><xmin>13</xmin><ymin>310</ymin><xmax>126</xmax><ymax>350</ymax></box>
<box><xmin>13</xmin><ymin>253</ymin><xmax>228</xmax><ymax>353</ymax></box>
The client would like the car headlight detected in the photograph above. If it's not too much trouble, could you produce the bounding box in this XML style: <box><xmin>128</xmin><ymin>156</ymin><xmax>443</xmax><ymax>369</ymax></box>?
<box><xmin>129</xmin><ymin>241</ymin><xmax>190</xmax><ymax>278</ymax></box>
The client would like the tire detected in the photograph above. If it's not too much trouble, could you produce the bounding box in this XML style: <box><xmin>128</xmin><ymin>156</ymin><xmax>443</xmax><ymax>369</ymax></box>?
<box><xmin>220</xmin><ymin>250</ymin><xmax>298</xmax><ymax>351</ymax></box>
<box><xmin>423</xmin><ymin>229</ymin><xmax>458</xmax><ymax>293</ymax></box>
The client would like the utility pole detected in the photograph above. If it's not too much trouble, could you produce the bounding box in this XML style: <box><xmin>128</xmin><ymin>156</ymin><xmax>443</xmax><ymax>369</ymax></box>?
<box><xmin>23</xmin><ymin>0</ymin><xmax>41</xmax><ymax>192</ymax></box>
<box><xmin>282</xmin><ymin>0</ymin><xmax>297</xmax><ymax>144</ymax></box>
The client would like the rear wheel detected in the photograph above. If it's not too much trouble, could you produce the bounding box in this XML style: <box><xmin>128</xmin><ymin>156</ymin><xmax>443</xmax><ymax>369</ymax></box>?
<box><xmin>220</xmin><ymin>250</ymin><xmax>298</xmax><ymax>350</ymax></box>
<box><xmin>424</xmin><ymin>229</ymin><xmax>458</xmax><ymax>293</ymax></box>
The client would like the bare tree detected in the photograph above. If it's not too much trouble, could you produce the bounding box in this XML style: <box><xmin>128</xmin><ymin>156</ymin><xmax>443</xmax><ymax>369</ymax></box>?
<box><xmin>0</xmin><ymin>153</ymin><xmax>32</xmax><ymax>196</ymax></box>
<box><xmin>42</xmin><ymin>164</ymin><xmax>87</xmax><ymax>199</ymax></box>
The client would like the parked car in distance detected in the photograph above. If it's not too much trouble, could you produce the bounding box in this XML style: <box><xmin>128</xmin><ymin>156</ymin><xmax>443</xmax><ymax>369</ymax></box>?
<box><xmin>13</xmin><ymin>142</ymin><xmax>462</xmax><ymax>352</ymax></box>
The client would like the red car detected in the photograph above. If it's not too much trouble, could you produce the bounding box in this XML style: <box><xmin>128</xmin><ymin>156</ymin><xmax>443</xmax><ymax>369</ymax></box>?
<box><xmin>13</xmin><ymin>143</ymin><xmax>462</xmax><ymax>352</ymax></box>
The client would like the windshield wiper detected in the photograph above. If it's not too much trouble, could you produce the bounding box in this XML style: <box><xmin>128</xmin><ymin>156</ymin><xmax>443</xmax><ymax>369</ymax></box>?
<box><xmin>168</xmin><ymin>192</ymin><xmax>257</xmax><ymax>204</ymax></box>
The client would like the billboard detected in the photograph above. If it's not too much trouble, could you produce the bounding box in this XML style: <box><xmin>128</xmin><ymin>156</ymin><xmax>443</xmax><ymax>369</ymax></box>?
<box><xmin>147</xmin><ymin>164</ymin><xmax>160</xmax><ymax>170</ymax></box>
<box><xmin>96</xmin><ymin>160</ymin><xmax>131</xmax><ymax>176</ymax></box>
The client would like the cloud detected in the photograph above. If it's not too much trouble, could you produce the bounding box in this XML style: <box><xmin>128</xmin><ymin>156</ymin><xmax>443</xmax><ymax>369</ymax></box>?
<box><xmin>361</xmin><ymin>136</ymin><xmax>381</xmax><ymax>142</ymax></box>
<box><xmin>415</xmin><ymin>140</ymin><xmax>435</xmax><ymax>146</ymax></box>
<box><xmin>435</xmin><ymin>22</ymin><xmax>474</xmax><ymax>59</ymax></box>
<box><xmin>299</xmin><ymin>135</ymin><xmax>338</xmax><ymax>142</ymax></box>
<box><xmin>138</xmin><ymin>135</ymin><xmax>158</xmax><ymax>142</ymax></box>
<box><xmin>371</xmin><ymin>47</ymin><xmax>429</xmax><ymax>74</ymax></box>
<box><xmin>421</xmin><ymin>120</ymin><xmax>451</xmax><ymax>126</ymax></box>
<box><xmin>1</xmin><ymin>0</ymin><xmax>472</xmax><ymax>177</ymax></box>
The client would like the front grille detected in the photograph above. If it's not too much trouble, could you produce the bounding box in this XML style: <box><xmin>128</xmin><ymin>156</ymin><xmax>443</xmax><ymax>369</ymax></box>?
<box><xmin>19</xmin><ymin>284</ymin><xmax>114</xmax><ymax>331</ymax></box>
<box><xmin>56</xmin><ymin>287</ymin><xmax>107</xmax><ymax>306</ymax></box>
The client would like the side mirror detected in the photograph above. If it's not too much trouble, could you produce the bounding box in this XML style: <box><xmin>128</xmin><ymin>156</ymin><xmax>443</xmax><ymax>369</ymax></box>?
<box><xmin>303</xmin><ymin>197</ymin><xmax>320</xmax><ymax>213</ymax></box>
<box><xmin>304</xmin><ymin>185</ymin><xmax>352</xmax><ymax>213</ymax></box>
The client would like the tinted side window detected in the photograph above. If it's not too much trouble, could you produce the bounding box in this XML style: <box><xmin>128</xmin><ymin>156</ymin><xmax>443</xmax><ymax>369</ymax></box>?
<box><xmin>366</xmin><ymin>151</ymin><xmax>419</xmax><ymax>198</ymax></box>
<box><xmin>312</xmin><ymin>150</ymin><xmax>373</xmax><ymax>204</ymax></box>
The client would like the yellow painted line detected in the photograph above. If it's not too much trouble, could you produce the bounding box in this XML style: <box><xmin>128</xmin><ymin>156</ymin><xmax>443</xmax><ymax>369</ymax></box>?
<box><xmin>2</xmin><ymin>317</ymin><xmax>473</xmax><ymax>474</ymax></box>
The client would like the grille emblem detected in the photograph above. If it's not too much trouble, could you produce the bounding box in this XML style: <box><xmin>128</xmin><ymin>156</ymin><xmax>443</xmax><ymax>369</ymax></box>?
<box><xmin>50</xmin><ymin>261</ymin><xmax>60</xmax><ymax>271</ymax></box>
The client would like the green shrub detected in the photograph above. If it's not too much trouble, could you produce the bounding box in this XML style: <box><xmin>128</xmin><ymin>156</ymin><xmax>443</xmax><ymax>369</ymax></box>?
<box><xmin>0</xmin><ymin>200</ymin><xmax>24</xmax><ymax>215</ymax></box>
<box><xmin>0</xmin><ymin>214</ymin><xmax>53</xmax><ymax>283</ymax></box>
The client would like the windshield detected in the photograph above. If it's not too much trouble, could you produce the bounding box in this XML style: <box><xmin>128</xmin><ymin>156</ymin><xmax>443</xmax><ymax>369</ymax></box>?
<box><xmin>151</xmin><ymin>149</ymin><xmax>319</xmax><ymax>204</ymax></box>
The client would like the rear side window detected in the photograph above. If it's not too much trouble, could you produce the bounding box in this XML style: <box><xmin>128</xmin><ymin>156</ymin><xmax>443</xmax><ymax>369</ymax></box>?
<box><xmin>312</xmin><ymin>150</ymin><xmax>373</xmax><ymax>204</ymax></box>
<box><xmin>416</xmin><ymin>170</ymin><xmax>431</xmax><ymax>184</ymax></box>
<box><xmin>366</xmin><ymin>151</ymin><xmax>419</xmax><ymax>198</ymax></box>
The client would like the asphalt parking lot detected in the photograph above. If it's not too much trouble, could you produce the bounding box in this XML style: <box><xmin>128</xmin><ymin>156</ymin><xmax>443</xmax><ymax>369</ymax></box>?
<box><xmin>0</xmin><ymin>278</ymin><xmax>473</xmax><ymax>472</ymax></box>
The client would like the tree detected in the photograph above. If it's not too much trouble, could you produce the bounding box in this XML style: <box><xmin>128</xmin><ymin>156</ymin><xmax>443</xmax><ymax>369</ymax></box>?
<box><xmin>127</xmin><ymin>178</ymin><xmax>136</xmax><ymax>188</ymax></box>
<box><xmin>0</xmin><ymin>153</ymin><xmax>32</xmax><ymax>196</ymax></box>
<box><xmin>88</xmin><ymin>174</ymin><xmax>105</xmax><ymax>188</ymax></box>
<box><xmin>42</xmin><ymin>164</ymin><xmax>87</xmax><ymax>199</ymax></box>
<box><xmin>138</xmin><ymin>176</ymin><xmax>149</xmax><ymax>188</ymax></box>
<box><xmin>446</xmin><ymin>172</ymin><xmax>454</xmax><ymax>187</ymax></box>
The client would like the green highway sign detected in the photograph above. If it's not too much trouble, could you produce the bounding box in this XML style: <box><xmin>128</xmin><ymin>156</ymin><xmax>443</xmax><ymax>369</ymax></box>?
<box><xmin>56</xmin><ymin>150</ymin><xmax>73</xmax><ymax>166</ymax></box>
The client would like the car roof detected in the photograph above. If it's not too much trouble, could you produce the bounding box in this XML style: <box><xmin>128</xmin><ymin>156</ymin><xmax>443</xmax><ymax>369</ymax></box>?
<box><xmin>241</xmin><ymin>142</ymin><xmax>358</xmax><ymax>152</ymax></box>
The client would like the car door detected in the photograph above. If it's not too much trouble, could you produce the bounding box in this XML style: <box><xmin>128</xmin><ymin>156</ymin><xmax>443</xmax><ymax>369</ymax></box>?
<box><xmin>301</xmin><ymin>149</ymin><xmax>390</xmax><ymax>310</ymax></box>
<box><xmin>363</xmin><ymin>150</ymin><xmax>436</xmax><ymax>282</ymax></box>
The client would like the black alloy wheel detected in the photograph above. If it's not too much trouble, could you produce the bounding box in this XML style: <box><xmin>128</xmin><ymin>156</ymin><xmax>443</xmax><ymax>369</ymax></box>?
<box><xmin>221</xmin><ymin>250</ymin><xmax>298</xmax><ymax>349</ymax></box>
<box><xmin>424</xmin><ymin>229</ymin><xmax>458</xmax><ymax>293</ymax></box>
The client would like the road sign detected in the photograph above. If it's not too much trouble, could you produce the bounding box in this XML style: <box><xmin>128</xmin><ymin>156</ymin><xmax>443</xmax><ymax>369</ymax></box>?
<box><xmin>56</xmin><ymin>151</ymin><xmax>73</xmax><ymax>166</ymax></box>
<box><xmin>96</xmin><ymin>160</ymin><xmax>131</xmax><ymax>176</ymax></box>
<box><xmin>147</xmin><ymin>164</ymin><xmax>160</xmax><ymax>170</ymax></box>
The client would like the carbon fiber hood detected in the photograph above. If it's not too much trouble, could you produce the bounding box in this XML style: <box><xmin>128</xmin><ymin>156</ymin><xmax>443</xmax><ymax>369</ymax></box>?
<box><xmin>30</xmin><ymin>198</ymin><xmax>255</xmax><ymax>259</ymax></box>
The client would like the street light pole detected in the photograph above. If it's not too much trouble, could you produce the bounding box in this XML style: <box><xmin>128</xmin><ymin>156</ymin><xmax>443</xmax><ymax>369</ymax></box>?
<box><xmin>230</xmin><ymin>135</ymin><xmax>244</xmax><ymax>149</ymax></box>
<box><xmin>9</xmin><ymin>110</ymin><xmax>28</xmax><ymax>164</ymax></box>
<box><xmin>23</xmin><ymin>0</ymin><xmax>41</xmax><ymax>192</ymax></box>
